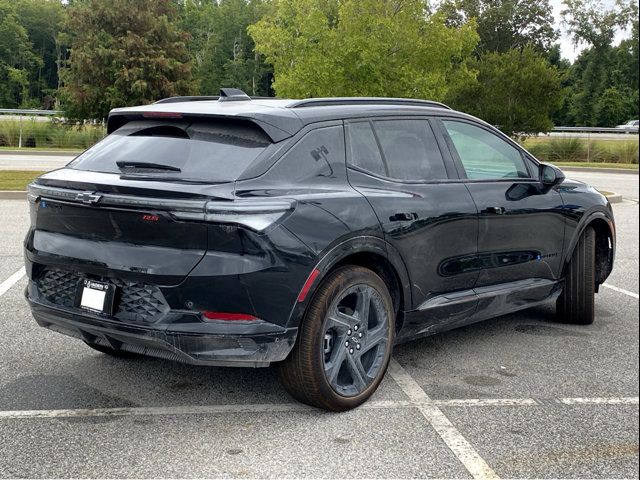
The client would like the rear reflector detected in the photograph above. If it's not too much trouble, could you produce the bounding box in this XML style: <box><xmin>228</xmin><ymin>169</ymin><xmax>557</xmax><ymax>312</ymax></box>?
<box><xmin>297</xmin><ymin>268</ymin><xmax>320</xmax><ymax>302</ymax></box>
<box><xmin>202</xmin><ymin>311</ymin><xmax>259</xmax><ymax>321</ymax></box>
<box><xmin>142</xmin><ymin>112</ymin><xmax>183</xmax><ymax>119</ymax></box>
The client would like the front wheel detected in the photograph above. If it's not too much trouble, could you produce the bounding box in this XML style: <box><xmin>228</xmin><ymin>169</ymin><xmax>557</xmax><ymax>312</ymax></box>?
<box><xmin>276</xmin><ymin>266</ymin><xmax>395</xmax><ymax>411</ymax></box>
<box><xmin>556</xmin><ymin>226</ymin><xmax>596</xmax><ymax>325</ymax></box>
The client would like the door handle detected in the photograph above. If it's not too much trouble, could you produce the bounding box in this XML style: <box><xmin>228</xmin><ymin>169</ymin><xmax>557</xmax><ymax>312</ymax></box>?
<box><xmin>389</xmin><ymin>212</ymin><xmax>417</xmax><ymax>222</ymax></box>
<box><xmin>483</xmin><ymin>206</ymin><xmax>506</xmax><ymax>215</ymax></box>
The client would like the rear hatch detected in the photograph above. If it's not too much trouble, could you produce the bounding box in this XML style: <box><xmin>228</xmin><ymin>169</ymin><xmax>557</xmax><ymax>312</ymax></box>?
<box><xmin>26</xmin><ymin>118</ymin><xmax>274</xmax><ymax>287</ymax></box>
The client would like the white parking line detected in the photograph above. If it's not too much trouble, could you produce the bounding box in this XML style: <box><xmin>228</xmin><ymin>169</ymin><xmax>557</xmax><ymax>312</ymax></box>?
<box><xmin>560</xmin><ymin>397</ymin><xmax>639</xmax><ymax>405</ymax></box>
<box><xmin>0</xmin><ymin>400</ymin><xmax>417</xmax><ymax>420</ymax></box>
<box><xmin>433</xmin><ymin>398</ymin><xmax>537</xmax><ymax>407</ymax></box>
<box><xmin>0</xmin><ymin>267</ymin><xmax>25</xmax><ymax>297</ymax></box>
<box><xmin>388</xmin><ymin>359</ymin><xmax>500</xmax><ymax>480</ymax></box>
<box><xmin>0</xmin><ymin>396</ymin><xmax>636</xmax><ymax>420</ymax></box>
<box><xmin>603</xmin><ymin>283</ymin><xmax>639</xmax><ymax>299</ymax></box>
<box><xmin>0</xmin><ymin>403</ymin><xmax>315</xmax><ymax>419</ymax></box>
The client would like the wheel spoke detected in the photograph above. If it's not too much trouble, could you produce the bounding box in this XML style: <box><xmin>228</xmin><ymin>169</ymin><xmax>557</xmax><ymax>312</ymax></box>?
<box><xmin>326</xmin><ymin>310</ymin><xmax>354</xmax><ymax>332</ymax></box>
<box><xmin>363</xmin><ymin>324</ymin><xmax>387</xmax><ymax>351</ymax></box>
<box><xmin>346</xmin><ymin>353</ymin><xmax>369</xmax><ymax>391</ymax></box>
<box><xmin>355</xmin><ymin>287</ymin><xmax>372</xmax><ymax>325</ymax></box>
<box><xmin>325</xmin><ymin>343</ymin><xmax>347</xmax><ymax>385</ymax></box>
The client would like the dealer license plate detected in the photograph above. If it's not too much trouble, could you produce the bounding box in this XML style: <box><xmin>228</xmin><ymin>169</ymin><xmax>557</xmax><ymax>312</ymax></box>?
<box><xmin>77</xmin><ymin>279</ymin><xmax>116</xmax><ymax>315</ymax></box>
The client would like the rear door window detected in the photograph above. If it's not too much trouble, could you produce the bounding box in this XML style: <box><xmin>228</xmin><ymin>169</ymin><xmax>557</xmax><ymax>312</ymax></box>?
<box><xmin>372</xmin><ymin>119</ymin><xmax>448</xmax><ymax>181</ymax></box>
<box><xmin>68</xmin><ymin>120</ymin><xmax>272</xmax><ymax>182</ymax></box>
<box><xmin>346</xmin><ymin>122</ymin><xmax>387</xmax><ymax>177</ymax></box>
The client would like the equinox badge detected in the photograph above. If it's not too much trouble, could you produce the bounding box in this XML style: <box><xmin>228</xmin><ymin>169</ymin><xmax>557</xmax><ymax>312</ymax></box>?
<box><xmin>75</xmin><ymin>192</ymin><xmax>102</xmax><ymax>204</ymax></box>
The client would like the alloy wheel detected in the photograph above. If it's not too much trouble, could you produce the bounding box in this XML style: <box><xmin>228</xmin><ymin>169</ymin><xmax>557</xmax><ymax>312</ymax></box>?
<box><xmin>321</xmin><ymin>283</ymin><xmax>390</xmax><ymax>397</ymax></box>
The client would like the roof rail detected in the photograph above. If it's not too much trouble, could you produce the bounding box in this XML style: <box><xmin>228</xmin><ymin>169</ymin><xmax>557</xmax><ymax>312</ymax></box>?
<box><xmin>155</xmin><ymin>93</ymin><xmax>280</xmax><ymax>105</ymax></box>
<box><xmin>155</xmin><ymin>96</ymin><xmax>219</xmax><ymax>104</ymax></box>
<box><xmin>289</xmin><ymin>97</ymin><xmax>451</xmax><ymax>110</ymax></box>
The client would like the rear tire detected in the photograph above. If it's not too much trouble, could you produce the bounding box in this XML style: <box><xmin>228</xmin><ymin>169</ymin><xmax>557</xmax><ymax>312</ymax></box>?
<box><xmin>276</xmin><ymin>266</ymin><xmax>395</xmax><ymax>411</ymax></box>
<box><xmin>556</xmin><ymin>226</ymin><xmax>596</xmax><ymax>325</ymax></box>
<box><xmin>84</xmin><ymin>341</ymin><xmax>138</xmax><ymax>358</ymax></box>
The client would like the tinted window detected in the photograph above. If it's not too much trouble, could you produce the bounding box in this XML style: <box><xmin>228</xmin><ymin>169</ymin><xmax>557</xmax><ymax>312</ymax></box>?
<box><xmin>373</xmin><ymin>119</ymin><xmax>448</xmax><ymax>181</ymax></box>
<box><xmin>68</xmin><ymin>120</ymin><xmax>271</xmax><ymax>182</ymax></box>
<box><xmin>265</xmin><ymin>126</ymin><xmax>345</xmax><ymax>183</ymax></box>
<box><xmin>346</xmin><ymin>122</ymin><xmax>387</xmax><ymax>177</ymax></box>
<box><xmin>443</xmin><ymin>121</ymin><xmax>529</xmax><ymax>180</ymax></box>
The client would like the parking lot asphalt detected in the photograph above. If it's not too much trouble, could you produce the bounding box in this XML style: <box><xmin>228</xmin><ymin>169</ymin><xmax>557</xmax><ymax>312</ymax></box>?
<box><xmin>0</xmin><ymin>172</ymin><xmax>637</xmax><ymax>478</ymax></box>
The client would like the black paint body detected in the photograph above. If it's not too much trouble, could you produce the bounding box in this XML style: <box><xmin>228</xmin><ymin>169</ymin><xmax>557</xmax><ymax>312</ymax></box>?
<box><xmin>24</xmin><ymin>99</ymin><xmax>616</xmax><ymax>366</ymax></box>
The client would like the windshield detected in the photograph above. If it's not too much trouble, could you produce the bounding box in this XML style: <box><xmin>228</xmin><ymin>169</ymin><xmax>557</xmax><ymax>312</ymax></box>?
<box><xmin>68</xmin><ymin>119</ymin><xmax>272</xmax><ymax>182</ymax></box>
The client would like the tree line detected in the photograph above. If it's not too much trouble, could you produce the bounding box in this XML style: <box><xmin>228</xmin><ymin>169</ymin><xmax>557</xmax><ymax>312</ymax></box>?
<box><xmin>0</xmin><ymin>0</ymin><xmax>637</xmax><ymax>135</ymax></box>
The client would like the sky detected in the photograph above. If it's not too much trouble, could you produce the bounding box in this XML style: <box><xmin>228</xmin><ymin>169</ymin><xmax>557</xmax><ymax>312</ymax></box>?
<box><xmin>551</xmin><ymin>0</ymin><xmax>632</xmax><ymax>62</ymax></box>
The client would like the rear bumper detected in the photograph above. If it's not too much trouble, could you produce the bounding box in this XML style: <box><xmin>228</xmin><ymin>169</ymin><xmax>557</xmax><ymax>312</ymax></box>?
<box><xmin>26</xmin><ymin>284</ymin><xmax>297</xmax><ymax>367</ymax></box>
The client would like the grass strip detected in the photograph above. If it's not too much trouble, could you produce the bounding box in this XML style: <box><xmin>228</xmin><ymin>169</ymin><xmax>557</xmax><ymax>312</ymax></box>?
<box><xmin>0</xmin><ymin>170</ymin><xmax>46</xmax><ymax>191</ymax></box>
<box><xmin>554</xmin><ymin>162</ymin><xmax>639</xmax><ymax>170</ymax></box>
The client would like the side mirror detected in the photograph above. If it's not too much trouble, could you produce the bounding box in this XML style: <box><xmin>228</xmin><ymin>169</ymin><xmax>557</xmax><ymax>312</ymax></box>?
<box><xmin>539</xmin><ymin>163</ymin><xmax>565</xmax><ymax>188</ymax></box>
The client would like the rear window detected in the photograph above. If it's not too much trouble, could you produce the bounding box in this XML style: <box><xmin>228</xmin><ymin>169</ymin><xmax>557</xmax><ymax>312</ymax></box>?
<box><xmin>68</xmin><ymin>120</ymin><xmax>272</xmax><ymax>182</ymax></box>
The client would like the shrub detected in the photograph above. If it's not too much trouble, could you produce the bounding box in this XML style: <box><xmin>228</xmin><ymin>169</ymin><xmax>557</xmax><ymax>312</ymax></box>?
<box><xmin>0</xmin><ymin>119</ymin><xmax>105</xmax><ymax>149</ymax></box>
<box><xmin>522</xmin><ymin>137</ymin><xmax>638</xmax><ymax>164</ymax></box>
<box><xmin>523</xmin><ymin>141</ymin><xmax>550</xmax><ymax>160</ymax></box>
<box><xmin>545</xmin><ymin>137</ymin><xmax>586</xmax><ymax>162</ymax></box>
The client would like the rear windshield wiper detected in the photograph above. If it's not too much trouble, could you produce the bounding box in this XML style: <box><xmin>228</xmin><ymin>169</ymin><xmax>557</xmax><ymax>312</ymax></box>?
<box><xmin>116</xmin><ymin>161</ymin><xmax>181</xmax><ymax>172</ymax></box>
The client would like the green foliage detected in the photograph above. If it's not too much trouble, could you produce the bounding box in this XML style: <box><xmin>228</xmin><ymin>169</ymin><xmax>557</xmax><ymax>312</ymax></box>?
<box><xmin>0</xmin><ymin>0</ymin><xmax>42</xmax><ymax>107</ymax></box>
<box><xmin>59</xmin><ymin>0</ymin><xmax>195</xmax><ymax>120</ymax></box>
<box><xmin>0</xmin><ymin>0</ymin><xmax>636</xmax><ymax>132</ymax></box>
<box><xmin>447</xmin><ymin>47</ymin><xmax>562</xmax><ymax>135</ymax></box>
<box><xmin>562</xmin><ymin>0</ymin><xmax>633</xmax><ymax>50</ymax></box>
<box><xmin>14</xmin><ymin>0</ymin><xmax>65</xmax><ymax>105</ymax></box>
<box><xmin>182</xmin><ymin>0</ymin><xmax>272</xmax><ymax>96</ymax></box>
<box><xmin>249</xmin><ymin>0</ymin><xmax>479</xmax><ymax>100</ymax></box>
<box><xmin>557</xmin><ymin>0</ymin><xmax>639</xmax><ymax>126</ymax></box>
<box><xmin>440</xmin><ymin>0</ymin><xmax>558</xmax><ymax>53</ymax></box>
<box><xmin>439</xmin><ymin>0</ymin><xmax>561</xmax><ymax>135</ymax></box>
<box><xmin>594</xmin><ymin>87</ymin><xmax>638</xmax><ymax>127</ymax></box>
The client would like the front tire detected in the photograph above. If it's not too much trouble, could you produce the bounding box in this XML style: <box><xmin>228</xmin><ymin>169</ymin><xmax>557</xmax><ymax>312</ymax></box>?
<box><xmin>556</xmin><ymin>226</ymin><xmax>596</xmax><ymax>325</ymax></box>
<box><xmin>276</xmin><ymin>266</ymin><xmax>395</xmax><ymax>411</ymax></box>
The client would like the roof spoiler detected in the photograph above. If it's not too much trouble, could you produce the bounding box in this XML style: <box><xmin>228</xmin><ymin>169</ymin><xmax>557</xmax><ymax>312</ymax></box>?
<box><xmin>106</xmin><ymin>111</ymin><xmax>297</xmax><ymax>143</ymax></box>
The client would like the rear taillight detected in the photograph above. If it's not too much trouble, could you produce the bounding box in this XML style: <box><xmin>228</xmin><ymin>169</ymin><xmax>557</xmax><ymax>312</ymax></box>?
<box><xmin>172</xmin><ymin>199</ymin><xmax>295</xmax><ymax>232</ymax></box>
<box><xmin>204</xmin><ymin>199</ymin><xmax>294</xmax><ymax>231</ymax></box>
<box><xmin>202</xmin><ymin>311</ymin><xmax>260</xmax><ymax>321</ymax></box>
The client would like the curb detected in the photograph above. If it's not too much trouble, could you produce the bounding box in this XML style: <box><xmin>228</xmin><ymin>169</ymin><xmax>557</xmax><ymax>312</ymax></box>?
<box><xmin>603</xmin><ymin>193</ymin><xmax>623</xmax><ymax>204</ymax></box>
<box><xmin>561</xmin><ymin>166</ymin><xmax>639</xmax><ymax>175</ymax></box>
<box><xmin>0</xmin><ymin>191</ymin><xmax>27</xmax><ymax>200</ymax></box>
<box><xmin>0</xmin><ymin>150</ymin><xmax>80</xmax><ymax>157</ymax></box>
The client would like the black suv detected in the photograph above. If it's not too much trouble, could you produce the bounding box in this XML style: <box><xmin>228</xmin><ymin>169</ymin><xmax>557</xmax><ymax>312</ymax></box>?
<box><xmin>25</xmin><ymin>89</ymin><xmax>615</xmax><ymax>411</ymax></box>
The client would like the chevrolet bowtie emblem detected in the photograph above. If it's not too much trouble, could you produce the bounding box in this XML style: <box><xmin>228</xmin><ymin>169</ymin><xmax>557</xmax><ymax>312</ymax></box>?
<box><xmin>75</xmin><ymin>192</ymin><xmax>102</xmax><ymax>204</ymax></box>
